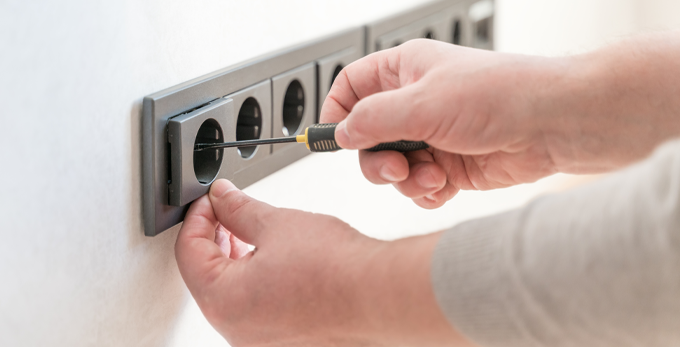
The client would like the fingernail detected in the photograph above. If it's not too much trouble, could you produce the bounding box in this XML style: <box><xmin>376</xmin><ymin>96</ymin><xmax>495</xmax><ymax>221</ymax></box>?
<box><xmin>335</xmin><ymin>121</ymin><xmax>352</xmax><ymax>148</ymax></box>
<box><xmin>379</xmin><ymin>165</ymin><xmax>400</xmax><ymax>182</ymax></box>
<box><xmin>416</xmin><ymin>170</ymin><xmax>439</xmax><ymax>189</ymax></box>
<box><xmin>425</xmin><ymin>194</ymin><xmax>436</xmax><ymax>201</ymax></box>
<box><xmin>210</xmin><ymin>179</ymin><xmax>238</xmax><ymax>198</ymax></box>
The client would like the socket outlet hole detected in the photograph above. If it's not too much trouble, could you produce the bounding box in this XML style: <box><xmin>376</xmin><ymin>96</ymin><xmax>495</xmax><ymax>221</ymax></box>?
<box><xmin>236</xmin><ymin>97</ymin><xmax>262</xmax><ymax>159</ymax></box>
<box><xmin>392</xmin><ymin>41</ymin><xmax>402</xmax><ymax>48</ymax></box>
<box><xmin>282</xmin><ymin>80</ymin><xmax>305</xmax><ymax>136</ymax></box>
<box><xmin>193</xmin><ymin>119</ymin><xmax>224</xmax><ymax>185</ymax></box>
<box><xmin>424</xmin><ymin>31</ymin><xmax>435</xmax><ymax>39</ymax></box>
<box><xmin>330</xmin><ymin>65</ymin><xmax>343</xmax><ymax>90</ymax></box>
<box><xmin>452</xmin><ymin>20</ymin><xmax>462</xmax><ymax>45</ymax></box>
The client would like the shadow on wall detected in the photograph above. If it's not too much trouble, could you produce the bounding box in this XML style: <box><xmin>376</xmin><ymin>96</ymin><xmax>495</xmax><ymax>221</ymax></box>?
<box><xmin>129</xmin><ymin>100</ymin><xmax>150</xmax><ymax>250</ymax></box>
<box><xmin>76</xmin><ymin>100</ymin><xmax>189</xmax><ymax>345</ymax></box>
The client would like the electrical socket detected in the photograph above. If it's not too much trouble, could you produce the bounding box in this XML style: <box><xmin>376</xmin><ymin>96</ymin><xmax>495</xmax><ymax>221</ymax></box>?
<box><xmin>469</xmin><ymin>0</ymin><xmax>495</xmax><ymax>50</ymax></box>
<box><xmin>271</xmin><ymin>63</ymin><xmax>316</xmax><ymax>152</ymax></box>
<box><xmin>317</xmin><ymin>47</ymin><xmax>363</xmax><ymax>118</ymax></box>
<box><xmin>167</xmin><ymin>98</ymin><xmax>235</xmax><ymax>207</ymax></box>
<box><xmin>226</xmin><ymin>80</ymin><xmax>273</xmax><ymax>172</ymax></box>
<box><xmin>375</xmin><ymin>12</ymin><xmax>450</xmax><ymax>49</ymax></box>
<box><xmin>366</xmin><ymin>0</ymin><xmax>460</xmax><ymax>54</ymax></box>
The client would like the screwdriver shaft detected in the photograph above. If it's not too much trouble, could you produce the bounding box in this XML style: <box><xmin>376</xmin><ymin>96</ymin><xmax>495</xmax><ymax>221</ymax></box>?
<box><xmin>194</xmin><ymin>136</ymin><xmax>298</xmax><ymax>151</ymax></box>
<box><xmin>194</xmin><ymin>123</ymin><xmax>429</xmax><ymax>153</ymax></box>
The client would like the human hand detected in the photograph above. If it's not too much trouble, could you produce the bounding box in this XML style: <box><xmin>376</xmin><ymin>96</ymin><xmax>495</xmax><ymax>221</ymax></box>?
<box><xmin>175</xmin><ymin>179</ymin><xmax>472</xmax><ymax>347</ymax></box>
<box><xmin>321</xmin><ymin>39</ymin><xmax>562</xmax><ymax>209</ymax></box>
<box><xmin>322</xmin><ymin>38</ymin><xmax>680</xmax><ymax>208</ymax></box>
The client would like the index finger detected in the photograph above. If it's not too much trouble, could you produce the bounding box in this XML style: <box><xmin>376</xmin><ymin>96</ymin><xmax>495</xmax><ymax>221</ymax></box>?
<box><xmin>320</xmin><ymin>48</ymin><xmax>402</xmax><ymax>124</ymax></box>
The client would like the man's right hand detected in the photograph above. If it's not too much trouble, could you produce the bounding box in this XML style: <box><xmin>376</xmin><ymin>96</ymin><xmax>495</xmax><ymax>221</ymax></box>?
<box><xmin>320</xmin><ymin>36</ymin><xmax>680</xmax><ymax>208</ymax></box>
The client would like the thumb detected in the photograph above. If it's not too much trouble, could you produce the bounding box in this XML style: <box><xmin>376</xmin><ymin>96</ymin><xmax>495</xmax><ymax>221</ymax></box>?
<box><xmin>209</xmin><ymin>179</ymin><xmax>277</xmax><ymax>246</ymax></box>
<box><xmin>334</xmin><ymin>83</ymin><xmax>438</xmax><ymax>150</ymax></box>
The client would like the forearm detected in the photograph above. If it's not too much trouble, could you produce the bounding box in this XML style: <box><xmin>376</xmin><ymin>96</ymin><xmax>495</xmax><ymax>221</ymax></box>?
<box><xmin>357</xmin><ymin>234</ymin><xmax>476</xmax><ymax>346</ymax></box>
<box><xmin>537</xmin><ymin>31</ymin><xmax>680</xmax><ymax>173</ymax></box>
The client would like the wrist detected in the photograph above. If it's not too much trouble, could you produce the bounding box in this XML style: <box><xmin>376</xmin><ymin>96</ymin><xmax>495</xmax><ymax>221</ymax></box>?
<box><xmin>535</xmin><ymin>36</ymin><xmax>680</xmax><ymax>173</ymax></box>
<box><xmin>532</xmin><ymin>53</ymin><xmax>619</xmax><ymax>173</ymax></box>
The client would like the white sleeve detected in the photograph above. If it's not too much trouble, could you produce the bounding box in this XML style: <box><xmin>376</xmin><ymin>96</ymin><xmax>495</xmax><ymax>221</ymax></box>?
<box><xmin>431</xmin><ymin>140</ymin><xmax>680</xmax><ymax>347</ymax></box>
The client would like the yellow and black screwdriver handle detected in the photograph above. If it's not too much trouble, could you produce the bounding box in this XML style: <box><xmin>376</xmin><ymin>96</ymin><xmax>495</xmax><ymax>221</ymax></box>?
<box><xmin>297</xmin><ymin>123</ymin><xmax>430</xmax><ymax>153</ymax></box>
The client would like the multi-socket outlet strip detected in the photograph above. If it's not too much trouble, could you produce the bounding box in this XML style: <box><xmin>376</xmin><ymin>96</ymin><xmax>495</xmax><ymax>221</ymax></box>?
<box><xmin>142</xmin><ymin>0</ymin><xmax>495</xmax><ymax>236</ymax></box>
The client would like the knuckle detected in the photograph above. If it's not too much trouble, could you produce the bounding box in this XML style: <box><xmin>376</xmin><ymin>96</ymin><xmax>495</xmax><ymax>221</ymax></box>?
<box><xmin>225</xmin><ymin>193</ymin><xmax>254</xmax><ymax>217</ymax></box>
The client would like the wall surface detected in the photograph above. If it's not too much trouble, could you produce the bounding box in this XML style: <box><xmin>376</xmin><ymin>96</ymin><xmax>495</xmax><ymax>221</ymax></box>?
<box><xmin>496</xmin><ymin>0</ymin><xmax>638</xmax><ymax>55</ymax></box>
<box><xmin>1</xmin><ymin>0</ymin><xmax>677</xmax><ymax>346</ymax></box>
<box><xmin>637</xmin><ymin>0</ymin><xmax>680</xmax><ymax>31</ymax></box>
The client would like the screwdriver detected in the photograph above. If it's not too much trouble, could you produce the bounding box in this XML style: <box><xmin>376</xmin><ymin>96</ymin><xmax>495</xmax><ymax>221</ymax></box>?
<box><xmin>194</xmin><ymin>123</ymin><xmax>429</xmax><ymax>153</ymax></box>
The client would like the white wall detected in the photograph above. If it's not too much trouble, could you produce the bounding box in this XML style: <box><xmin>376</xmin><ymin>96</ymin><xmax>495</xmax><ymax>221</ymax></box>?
<box><xmin>1</xmin><ymin>0</ymin><xmax>677</xmax><ymax>346</ymax></box>
<box><xmin>496</xmin><ymin>0</ymin><xmax>638</xmax><ymax>55</ymax></box>
<box><xmin>637</xmin><ymin>0</ymin><xmax>680</xmax><ymax>30</ymax></box>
